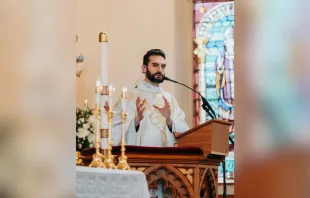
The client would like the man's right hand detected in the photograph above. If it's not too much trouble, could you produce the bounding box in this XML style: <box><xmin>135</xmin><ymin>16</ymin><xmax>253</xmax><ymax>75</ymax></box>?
<box><xmin>135</xmin><ymin>97</ymin><xmax>146</xmax><ymax>127</ymax></box>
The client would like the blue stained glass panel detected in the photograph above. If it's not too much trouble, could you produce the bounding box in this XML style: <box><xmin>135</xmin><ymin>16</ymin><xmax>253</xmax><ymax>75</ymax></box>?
<box><xmin>198</xmin><ymin>4</ymin><xmax>235</xmax><ymax>183</ymax></box>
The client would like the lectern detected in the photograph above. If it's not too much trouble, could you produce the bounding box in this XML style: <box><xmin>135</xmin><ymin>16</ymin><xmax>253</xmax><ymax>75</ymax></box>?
<box><xmin>175</xmin><ymin>119</ymin><xmax>230</xmax><ymax>157</ymax></box>
<box><xmin>80</xmin><ymin>119</ymin><xmax>231</xmax><ymax>198</ymax></box>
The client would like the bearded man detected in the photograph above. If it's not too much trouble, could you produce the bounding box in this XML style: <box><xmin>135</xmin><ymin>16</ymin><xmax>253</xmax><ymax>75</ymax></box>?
<box><xmin>111</xmin><ymin>49</ymin><xmax>189</xmax><ymax>147</ymax></box>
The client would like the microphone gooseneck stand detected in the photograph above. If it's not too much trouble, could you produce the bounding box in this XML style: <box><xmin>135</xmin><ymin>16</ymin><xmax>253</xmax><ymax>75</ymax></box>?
<box><xmin>164</xmin><ymin>77</ymin><xmax>216</xmax><ymax>119</ymax></box>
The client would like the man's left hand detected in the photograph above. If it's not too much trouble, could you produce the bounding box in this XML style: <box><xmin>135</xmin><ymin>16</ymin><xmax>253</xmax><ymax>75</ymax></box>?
<box><xmin>153</xmin><ymin>96</ymin><xmax>172</xmax><ymax>127</ymax></box>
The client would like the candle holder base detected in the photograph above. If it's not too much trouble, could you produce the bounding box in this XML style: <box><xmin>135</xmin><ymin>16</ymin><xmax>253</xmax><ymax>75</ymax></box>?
<box><xmin>76</xmin><ymin>151</ymin><xmax>84</xmax><ymax>166</ymax></box>
<box><xmin>117</xmin><ymin>155</ymin><xmax>130</xmax><ymax>170</ymax></box>
<box><xmin>103</xmin><ymin>155</ymin><xmax>117</xmax><ymax>169</ymax></box>
<box><xmin>89</xmin><ymin>153</ymin><xmax>106</xmax><ymax>168</ymax></box>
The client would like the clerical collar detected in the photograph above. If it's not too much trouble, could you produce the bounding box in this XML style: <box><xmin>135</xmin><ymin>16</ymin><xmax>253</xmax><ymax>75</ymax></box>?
<box><xmin>142</xmin><ymin>79</ymin><xmax>159</xmax><ymax>88</ymax></box>
<box><xmin>137</xmin><ymin>79</ymin><xmax>163</xmax><ymax>94</ymax></box>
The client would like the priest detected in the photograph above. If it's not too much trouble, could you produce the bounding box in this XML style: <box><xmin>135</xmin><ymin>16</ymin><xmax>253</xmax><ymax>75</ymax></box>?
<box><xmin>111</xmin><ymin>49</ymin><xmax>189</xmax><ymax>147</ymax></box>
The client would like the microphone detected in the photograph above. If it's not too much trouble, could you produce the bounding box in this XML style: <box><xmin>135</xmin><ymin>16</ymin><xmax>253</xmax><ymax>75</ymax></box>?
<box><xmin>164</xmin><ymin>76</ymin><xmax>216</xmax><ymax>119</ymax></box>
<box><xmin>164</xmin><ymin>76</ymin><xmax>234</xmax><ymax>145</ymax></box>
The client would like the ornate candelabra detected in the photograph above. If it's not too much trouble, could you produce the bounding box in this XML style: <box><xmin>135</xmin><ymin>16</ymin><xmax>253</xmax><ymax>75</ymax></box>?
<box><xmin>116</xmin><ymin>109</ymin><xmax>130</xmax><ymax>170</ymax></box>
<box><xmin>86</xmin><ymin>32</ymin><xmax>131</xmax><ymax>170</ymax></box>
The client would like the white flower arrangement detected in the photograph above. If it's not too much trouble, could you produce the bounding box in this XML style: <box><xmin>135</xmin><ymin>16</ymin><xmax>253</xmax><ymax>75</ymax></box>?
<box><xmin>76</xmin><ymin>107</ymin><xmax>96</xmax><ymax>151</ymax></box>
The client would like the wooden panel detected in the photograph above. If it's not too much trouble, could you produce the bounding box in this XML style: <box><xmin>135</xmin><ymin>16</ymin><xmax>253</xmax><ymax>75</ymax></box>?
<box><xmin>177</xmin><ymin>119</ymin><xmax>231</xmax><ymax>157</ymax></box>
<box><xmin>178</xmin><ymin>124</ymin><xmax>212</xmax><ymax>157</ymax></box>
<box><xmin>211</xmin><ymin>122</ymin><xmax>230</xmax><ymax>156</ymax></box>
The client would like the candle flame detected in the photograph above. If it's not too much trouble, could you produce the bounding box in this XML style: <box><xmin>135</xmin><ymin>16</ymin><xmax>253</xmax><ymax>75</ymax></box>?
<box><xmin>109</xmin><ymin>84</ymin><xmax>113</xmax><ymax>97</ymax></box>
<box><xmin>96</xmin><ymin>79</ymin><xmax>101</xmax><ymax>87</ymax></box>
<box><xmin>84</xmin><ymin>100</ymin><xmax>88</xmax><ymax>108</ymax></box>
<box><xmin>122</xmin><ymin>86</ymin><xmax>127</xmax><ymax>98</ymax></box>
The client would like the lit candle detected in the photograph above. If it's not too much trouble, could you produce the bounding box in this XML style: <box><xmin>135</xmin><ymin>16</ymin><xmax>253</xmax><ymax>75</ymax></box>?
<box><xmin>96</xmin><ymin>79</ymin><xmax>101</xmax><ymax>105</ymax></box>
<box><xmin>99</xmin><ymin>32</ymin><xmax>108</xmax><ymax>86</ymax></box>
<box><xmin>84</xmin><ymin>100</ymin><xmax>88</xmax><ymax>109</ymax></box>
<box><xmin>121</xmin><ymin>86</ymin><xmax>127</xmax><ymax>110</ymax></box>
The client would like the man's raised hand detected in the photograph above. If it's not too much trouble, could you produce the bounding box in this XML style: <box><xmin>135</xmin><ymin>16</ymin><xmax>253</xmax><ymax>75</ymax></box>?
<box><xmin>135</xmin><ymin>97</ymin><xmax>146</xmax><ymax>126</ymax></box>
<box><xmin>153</xmin><ymin>96</ymin><xmax>172</xmax><ymax>127</ymax></box>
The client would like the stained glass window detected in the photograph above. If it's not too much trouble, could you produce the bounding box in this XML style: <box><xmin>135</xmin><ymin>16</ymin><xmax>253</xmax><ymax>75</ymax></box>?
<box><xmin>193</xmin><ymin>1</ymin><xmax>235</xmax><ymax>184</ymax></box>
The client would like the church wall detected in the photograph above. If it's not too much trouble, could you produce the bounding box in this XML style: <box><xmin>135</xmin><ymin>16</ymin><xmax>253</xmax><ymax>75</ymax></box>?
<box><xmin>174</xmin><ymin>0</ymin><xmax>194</xmax><ymax>128</ymax></box>
<box><xmin>76</xmin><ymin>0</ymin><xmax>193</xmax><ymax>127</ymax></box>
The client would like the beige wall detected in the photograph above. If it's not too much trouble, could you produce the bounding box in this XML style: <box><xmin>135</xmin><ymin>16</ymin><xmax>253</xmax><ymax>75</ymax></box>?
<box><xmin>76</xmin><ymin>0</ymin><xmax>193</xmax><ymax>127</ymax></box>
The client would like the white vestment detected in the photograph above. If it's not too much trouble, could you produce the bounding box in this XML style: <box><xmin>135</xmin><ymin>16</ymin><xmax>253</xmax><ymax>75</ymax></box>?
<box><xmin>111</xmin><ymin>79</ymin><xmax>189</xmax><ymax>147</ymax></box>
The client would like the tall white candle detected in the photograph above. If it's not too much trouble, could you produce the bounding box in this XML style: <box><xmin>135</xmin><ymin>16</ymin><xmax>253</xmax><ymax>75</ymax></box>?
<box><xmin>95</xmin><ymin>79</ymin><xmax>101</xmax><ymax>105</ymax></box>
<box><xmin>101</xmin><ymin>136</ymin><xmax>108</xmax><ymax>149</ymax></box>
<box><xmin>99</xmin><ymin>32</ymin><xmax>108</xmax><ymax>86</ymax></box>
<box><xmin>101</xmin><ymin>95</ymin><xmax>109</xmax><ymax>129</ymax></box>
<box><xmin>108</xmin><ymin>84</ymin><xmax>114</xmax><ymax>107</ymax></box>
<box><xmin>99</xmin><ymin>33</ymin><xmax>109</xmax><ymax>132</ymax></box>
<box><xmin>121</xmin><ymin>86</ymin><xmax>127</xmax><ymax>110</ymax></box>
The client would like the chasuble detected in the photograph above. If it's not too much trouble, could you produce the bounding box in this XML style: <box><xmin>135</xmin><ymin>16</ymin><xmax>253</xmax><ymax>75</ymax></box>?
<box><xmin>111</xmin><ymin>79</ymin><xmax>189</xmax><ymax>147</ymax></box>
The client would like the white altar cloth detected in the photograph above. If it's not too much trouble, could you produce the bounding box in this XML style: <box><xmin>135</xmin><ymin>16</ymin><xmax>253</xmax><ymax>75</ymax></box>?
<box><xmin>76</xmin><ymin>166</ymin><xmax>150</xmax><ymax>198</ymax></box>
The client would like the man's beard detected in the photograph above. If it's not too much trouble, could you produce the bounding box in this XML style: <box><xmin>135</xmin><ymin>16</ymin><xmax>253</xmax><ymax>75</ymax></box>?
<box><xmin>146</xmin><ymin>69</ymin><xmax>165</xmax><ymax>84</ymax></box>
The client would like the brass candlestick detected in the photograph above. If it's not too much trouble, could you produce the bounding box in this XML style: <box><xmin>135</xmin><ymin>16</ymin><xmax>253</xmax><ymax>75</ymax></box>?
<box><xmin>76</xmin><ymin>151</ymin><xmax>83</xmax><ymax>165</ymax></box>
<box><xmin>89</xmin><ymin>105</ymin><xmax>105</xmax><ymax>168</ymax></box>
<box><xmin>103</xmin><ymin>110</ymin><xmax>116</xmax><ymax>169</ymax></box>
<box><xmin>117</xmin><ymin>110</ymin><xmax>130</xmax><ymax>170</ymax></box>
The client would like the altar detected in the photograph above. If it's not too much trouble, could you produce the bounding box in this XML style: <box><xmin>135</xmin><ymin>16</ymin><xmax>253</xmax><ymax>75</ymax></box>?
<box><xmin>78</xmin><ymin>119</ymin><xmax>230</xmax><ymax>198</ymax></box>
<box><xmin>76</xmin><ymin>166</ymin><xmax>150</xmax><ymax>198</ymax></box>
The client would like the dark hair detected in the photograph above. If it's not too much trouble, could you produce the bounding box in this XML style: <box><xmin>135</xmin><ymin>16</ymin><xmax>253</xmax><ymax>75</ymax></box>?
<box><xmin>143</xmin><ymin>49</ymin><xmax>166</xmax><ymax>66</ymax></box>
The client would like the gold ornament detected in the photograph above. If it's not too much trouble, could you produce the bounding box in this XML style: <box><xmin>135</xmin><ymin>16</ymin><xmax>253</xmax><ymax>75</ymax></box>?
<box><xmin>76</xmin><ymin>151</ymin><xmax>83</xmax><ymax>165</ymax></box>
<box><xmin>99</xmin><ymin>32</ymin><xmax>108</xmax><ymax>42</ymax></box>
